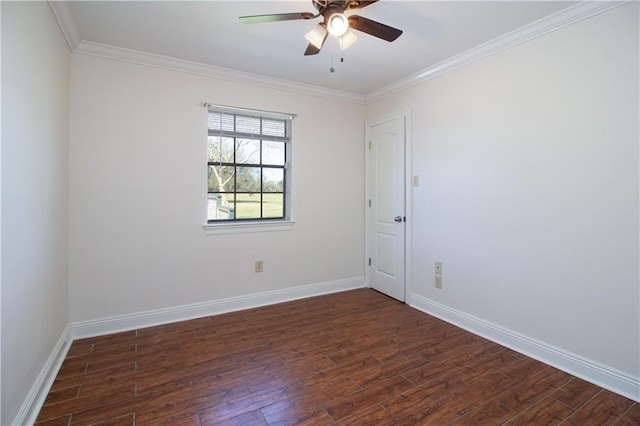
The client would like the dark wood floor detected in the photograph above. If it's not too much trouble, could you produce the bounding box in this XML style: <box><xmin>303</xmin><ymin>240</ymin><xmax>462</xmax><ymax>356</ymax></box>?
<box><xmin>36</xmin><ymin>289</ymin><xmax>638</xmax><ymax>425</ymax></box>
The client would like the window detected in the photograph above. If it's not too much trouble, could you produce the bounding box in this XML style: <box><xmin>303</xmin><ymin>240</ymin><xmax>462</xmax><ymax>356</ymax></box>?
<box><xmin>207</xmin><ymin>105</ymin><xmax>292</xmax><ymax>224</ymax></box>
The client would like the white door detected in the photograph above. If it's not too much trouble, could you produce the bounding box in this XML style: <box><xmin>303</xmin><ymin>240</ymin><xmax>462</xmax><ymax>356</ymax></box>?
<box><xmin>368</xmin><ymin>116</ymin><xmax>406</xmax><ymax>301</ymax></box>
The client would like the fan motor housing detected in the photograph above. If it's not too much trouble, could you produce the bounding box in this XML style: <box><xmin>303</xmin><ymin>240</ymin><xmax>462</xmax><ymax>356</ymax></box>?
<box><xmin>313</xmin><ymin>0</ymin><xmax>363</xmax><ymax>14</ymax></box>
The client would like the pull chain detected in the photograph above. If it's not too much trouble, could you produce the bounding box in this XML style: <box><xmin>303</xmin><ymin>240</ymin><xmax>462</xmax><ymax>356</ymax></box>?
<box><xmin>330</xmin><ymin>38</ymin><xmax>336</xmax><ymax>73</ymax></box>
<box><xmin>330</xmin><ymin>37</ymin><xmax>346</xmax><ymax>73</ymax></box>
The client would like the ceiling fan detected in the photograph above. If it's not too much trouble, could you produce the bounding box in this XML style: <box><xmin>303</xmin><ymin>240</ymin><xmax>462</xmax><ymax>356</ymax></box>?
<box><xmin>239</xmin><ymin>0</ymin><xmax>403</xmax><ymax>56</ymax></box>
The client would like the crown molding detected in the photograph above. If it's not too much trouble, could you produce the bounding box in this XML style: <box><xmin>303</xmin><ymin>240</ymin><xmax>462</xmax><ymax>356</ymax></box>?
<box><xmin>48</xmin><ymin>0</ymin><xmax>81</xmax><ymax>51</ymax></box>
<box><xmin>49</xmin><ymin>0</ymin><xmax>627</xmax><ymax>104</ymax></box>
<box><xmin>365</xmin><ymin>0</ymin><xmax>630</xmax><ymax>103</ymax></box>
<box><xmin>73</xmin><ymin>41</ymin><xmax>366</xmax><ymax>104</ymax></box>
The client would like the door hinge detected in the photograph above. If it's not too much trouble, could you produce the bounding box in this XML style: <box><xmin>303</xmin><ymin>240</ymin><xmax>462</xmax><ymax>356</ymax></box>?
<box><xmin>368</xmin><ymin>140</ymin><xmax>371</xmax><ymax>149</ymax></box>
<box><xmin>368</xmin><ymin>199</ymin><xmax>371</xmax><ymax>208</ymax></box>
<box><xmin>368</xmin><ymin>257</ymin><xmax>371</xmax><ymax>266</ymax></box>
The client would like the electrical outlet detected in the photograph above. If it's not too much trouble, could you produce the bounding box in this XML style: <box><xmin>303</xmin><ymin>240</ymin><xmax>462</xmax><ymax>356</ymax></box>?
<box><xmin>255</xmin><ymin>260</ymin><xmax>263</xmax><ymax>273</ymax></box>
<box><xmin>435</xmin><ymin>275</ymin><xmax>442</xmax><ymax>289</ymax></box>
<box><xmin>412</xmin><ymin>176</ymin><xmax>420</xmax><ymax>187</ymax></box>
<box><xmin>435</xmin><ymin>261</ymin><xmax>443</xmax><ymax>275</ymax></box>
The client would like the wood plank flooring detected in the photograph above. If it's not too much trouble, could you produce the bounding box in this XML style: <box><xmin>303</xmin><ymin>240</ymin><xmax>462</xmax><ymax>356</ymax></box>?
<box><xmin>36</xmin><ymin>289</ymin><xmax>638</xmax><ymax>425</ymax></box>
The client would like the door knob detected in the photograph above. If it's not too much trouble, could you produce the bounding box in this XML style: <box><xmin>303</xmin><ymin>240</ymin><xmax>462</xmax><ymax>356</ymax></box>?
<box><xmin>394</xmin><ymin>216</ymin><xmax>403</xmax><ymax>223</ymax></box>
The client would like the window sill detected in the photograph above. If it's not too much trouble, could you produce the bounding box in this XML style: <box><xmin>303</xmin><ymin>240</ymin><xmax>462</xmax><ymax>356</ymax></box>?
<box><xmin>203</xmin><ymin>220</ymin><xmax>295</xmax><ymax>235</ymax></box>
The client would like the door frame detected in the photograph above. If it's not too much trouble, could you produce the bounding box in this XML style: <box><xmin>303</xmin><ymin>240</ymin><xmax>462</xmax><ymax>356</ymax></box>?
<box><xmin>364</xmin><ymin>109</ymin><xmax>412</xmax><ymax>305</ymax></box>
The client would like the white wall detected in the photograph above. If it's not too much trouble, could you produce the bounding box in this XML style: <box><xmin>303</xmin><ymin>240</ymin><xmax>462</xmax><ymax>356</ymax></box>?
<box><xmin>368</xmin><ymin>3</ymin><xmax>639</xmax><ymax>380</ymax></box>
<box><xmin>68</xmin><ymin>54</ymin><xmax>365</xmax><ymax>322</ymax></box>
<box><xmin>1</xmin><ymin>2</ymin><xmax>70</xmax><ymax>424</ymax></box>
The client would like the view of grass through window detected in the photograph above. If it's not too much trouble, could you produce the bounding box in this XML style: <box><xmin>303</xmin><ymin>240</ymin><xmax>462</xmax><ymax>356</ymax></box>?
<box><xmin>207</xmin><ymin>108</ymin><xmax>290</xmax><ymax>222</ymax></box>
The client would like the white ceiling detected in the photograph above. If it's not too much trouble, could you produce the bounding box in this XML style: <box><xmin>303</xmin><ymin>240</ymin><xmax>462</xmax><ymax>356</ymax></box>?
<box><xmin>66</xmin><ymin>1</ymin><xmax>578</xmax><ymax>95</ymax></box>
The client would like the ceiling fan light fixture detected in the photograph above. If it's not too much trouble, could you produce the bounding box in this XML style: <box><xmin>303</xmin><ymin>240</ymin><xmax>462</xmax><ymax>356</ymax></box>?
<box><xmin>305</xmin><ymin>23</ymin><xmax>328</xmax><ymax>49</ymax></box>
<box><xmin>340</xmin><ymin>29</ymin><xmax>358</xmax><ymax>50</ymax></box>
<box><xmin>327</xmin><ymin>13</ymin><xmax>349</xmax><ymax>37</ymax></box>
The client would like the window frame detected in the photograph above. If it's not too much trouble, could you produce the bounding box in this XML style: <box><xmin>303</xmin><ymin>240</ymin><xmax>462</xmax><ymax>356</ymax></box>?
<box><xmin>204</xmin><ymin>104</ymin><xmax>294</xmax><ymax>234</ymax></box>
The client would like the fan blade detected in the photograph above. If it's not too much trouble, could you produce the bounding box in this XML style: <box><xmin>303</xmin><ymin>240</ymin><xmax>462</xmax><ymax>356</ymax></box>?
<box><xmin>348</xmin><ymin>15</ymin><xmax>402</xmax><ymax>42</ymax></box>
<box><xmin>239</xmin><ymin>12</ymin><xmax>315</xmax><ymax>24</ymax></box>
<box><xmin>347</xmin><ymin>1</ymin><xmax>379</xmax><ymax>11</ymax></box>
<box><xmin>304</xmin><ymin>43</ymin><xmax>321</xmax><ymax>56</ymax></box>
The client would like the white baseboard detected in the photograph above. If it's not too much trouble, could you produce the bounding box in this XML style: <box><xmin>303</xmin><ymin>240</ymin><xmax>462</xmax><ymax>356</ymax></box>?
<box><xmin>16</xmin><ymin>278</ymin><xmax>364</xmax><ymax>424</ymax></box>
<box><xmin>70</xmin><ymin>276</ymin><xmax>365</xmax><ymax>339</ymax></box>
<box><xmin>410</xmin><ymin>294</ymin><xmax>640</xmax><ymax>403</ymax></box>
<box><xmin>13</xmin><ymin>325</ymin><xmax>72</xmax><ymax>426</ymax></box>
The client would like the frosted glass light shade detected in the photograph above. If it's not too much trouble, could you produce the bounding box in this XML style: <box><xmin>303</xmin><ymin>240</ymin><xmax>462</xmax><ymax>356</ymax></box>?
<box><xmin>340</xmin><ymin>29</ymin><xmax>358</xmax><ymax>50</ymax></box>
<box><xmin>305</xmin><ymin>24</ymin><xmax>327</xmax><ymax>49</ymax></box>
